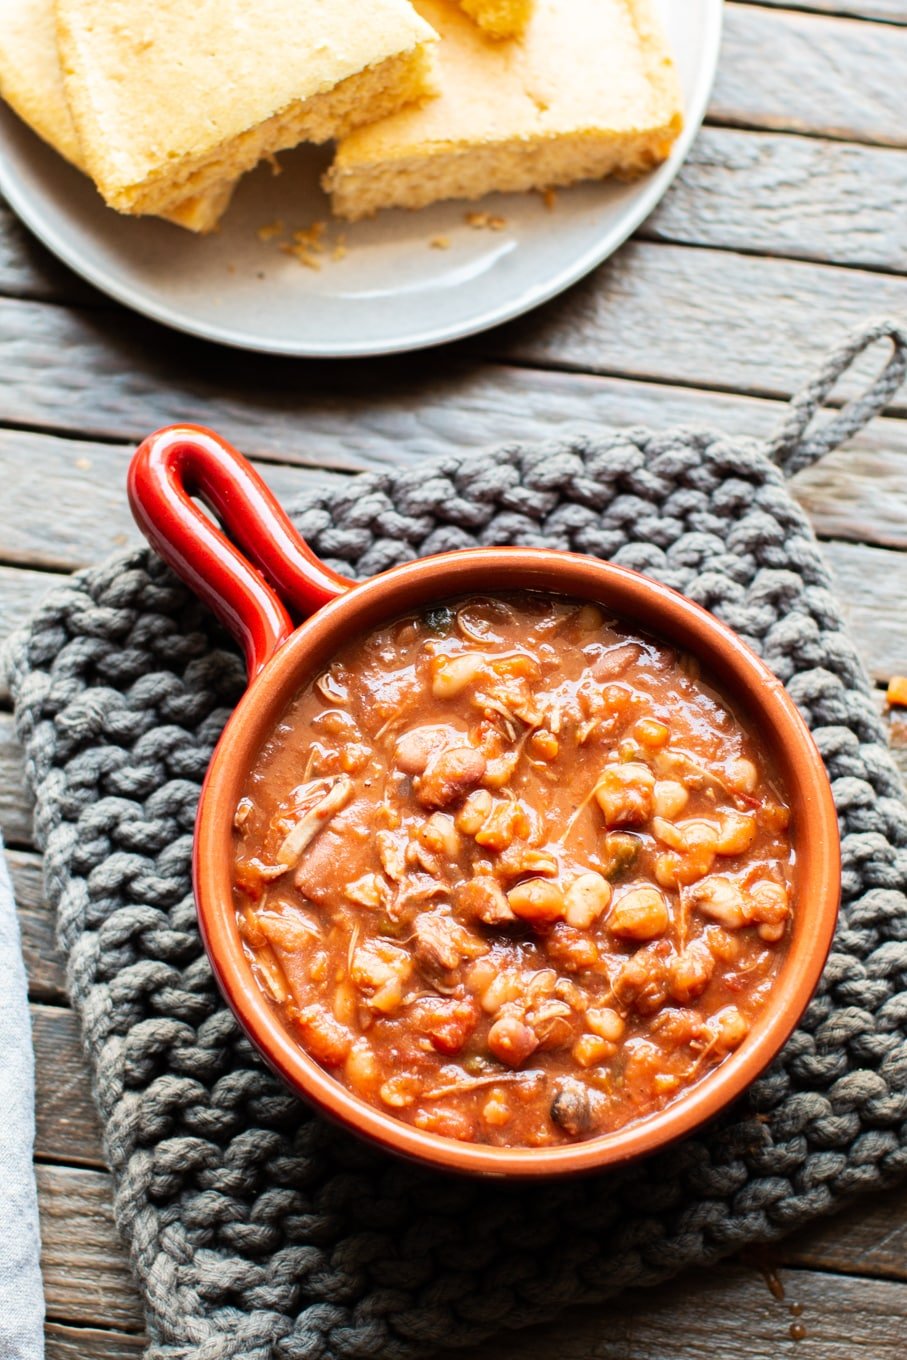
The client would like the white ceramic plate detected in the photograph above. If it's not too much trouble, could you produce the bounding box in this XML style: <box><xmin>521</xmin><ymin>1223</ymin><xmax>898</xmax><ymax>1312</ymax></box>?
<box><xmin>0</xmin><ymin>0</ymin><xmax>722</xmax><ymax>357</ymax></box>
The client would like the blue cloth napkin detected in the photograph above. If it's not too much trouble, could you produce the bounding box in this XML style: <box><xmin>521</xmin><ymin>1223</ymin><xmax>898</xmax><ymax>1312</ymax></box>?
<box><xmin>0</xmin><ymin>833</ymin><xmax>44</xmax><ymax>1360</ymax></box>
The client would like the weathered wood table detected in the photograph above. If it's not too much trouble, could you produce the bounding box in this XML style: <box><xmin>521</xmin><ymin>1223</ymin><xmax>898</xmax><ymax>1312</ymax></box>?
<box><xmin>3</xmin><ymin>3</ymin><xmax>907</xmax><ymax>1355</ymax></box>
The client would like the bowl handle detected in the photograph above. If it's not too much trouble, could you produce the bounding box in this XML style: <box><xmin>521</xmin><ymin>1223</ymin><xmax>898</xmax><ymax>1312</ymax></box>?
<box><xmin>128</xmin><ymin>425</ymin><xmax>352</xmax><ymax>677</ymax></box>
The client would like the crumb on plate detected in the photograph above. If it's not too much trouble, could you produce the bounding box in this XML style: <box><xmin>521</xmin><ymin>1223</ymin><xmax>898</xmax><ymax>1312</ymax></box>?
<box><xmin>257</xmin><ymin>219</ymin><xmax>285</xmax><ymax>242</ymax></box>
<box><xmin>465</xmin><ymin>210</ymin><xmax>507</xmax><ymax>230</ymax></box>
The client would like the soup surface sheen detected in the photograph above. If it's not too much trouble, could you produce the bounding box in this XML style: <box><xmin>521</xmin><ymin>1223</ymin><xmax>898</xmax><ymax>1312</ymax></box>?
<box><xmin>232</xmin><ymin>593</ymin><xmax>795</xmax><ymax>1147</ymax></box>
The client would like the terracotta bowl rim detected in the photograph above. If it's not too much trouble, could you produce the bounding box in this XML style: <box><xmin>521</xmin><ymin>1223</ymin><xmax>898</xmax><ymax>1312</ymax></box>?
<box><xmin>194</xmin><ymin>546</ymin><xmax>841</xmax><ymax>1178</ymax></box>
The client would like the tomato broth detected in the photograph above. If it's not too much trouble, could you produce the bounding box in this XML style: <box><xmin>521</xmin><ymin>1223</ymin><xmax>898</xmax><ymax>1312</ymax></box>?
<box><xmin>232</xmin><ymin>593</ymin><xmax>795</xmax><ymax>1147</ymax></box>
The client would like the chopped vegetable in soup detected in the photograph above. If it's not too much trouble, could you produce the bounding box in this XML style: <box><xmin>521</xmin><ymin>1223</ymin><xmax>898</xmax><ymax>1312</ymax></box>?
<box><xmin>232</xmin><ymin>594</ymin><xmax>795</xmax><ymax>1147</ymax></box>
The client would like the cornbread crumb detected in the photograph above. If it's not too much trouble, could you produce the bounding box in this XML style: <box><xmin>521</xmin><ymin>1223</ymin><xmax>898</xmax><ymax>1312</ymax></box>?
<box><xmin>326</xmin><ymin>0</ymin><xmax>683</xmax><ymax>222</ymax></box>
<box><xmin>465</xmin><ymin>210</ymin><xmax>506</xmax><ymax>230</ymax></box>
<box><xmin>458</xmin><ymin>0</ymin><xmax>534</xmax><ymax>39</ymax></box>
<box><xmin>257</xmin><ymin>220</ymin><xmax>285</xmax><ymax>242</ymax></box>
<box><xmin>56</xmin><ymin>0</ymin><xmax>439</xmax><ymax>215</ymax></box>
<box><xmin>279</xmin><ymin>219</ymin><xmax>352</xmax><ymax>269</ymax></box>
<box><xmin>295</xmin><ymin>222</ymin><xmax>328</xmax><ymax>252</ymax></box>
<box><xmin>265</xmin><ymin>153</ymin><xmax>283</xmax><ymax>177</ymax></box>
<box><xmin>887</xmin><ymin>677</ymin><xmax>907</xmax><ymax>707</ymax></box>
<box><xmin>281</xmin><ymin>244</ymin><xmax>322</xmax><ymax>271</ymax></box>
<box><xmin>430</xmin><ymin>235</ymin><xmax>451</xmax><ymax>249</ymax></box>
<box><xmin>542</xmin><ymin>187</ymin><xmax>557</xmax><ymax>210</ymax></box>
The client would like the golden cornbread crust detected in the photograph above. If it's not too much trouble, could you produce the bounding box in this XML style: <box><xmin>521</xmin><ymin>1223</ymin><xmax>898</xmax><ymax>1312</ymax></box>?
<box><xmin>458</xmin><ymin>0</ymin><xmax>534</xmax><ymax>40</ymax></box>
<box><xmin>55</xmin><ymin>0</ymin><xmax>438</xmax><ymax>216</ymax></box>
<box><xmin>325</xmin><ymin>0</ymin><xmax>683</xmax><ymax>222</ymax></box>
<box><xmin>0</xmin><ymin>0</ymin><xmax>236</xmax><ymax>232</ymax></box>
<box><xmin>129</xmin><ymin>47</ymin><xmax>437</xmax><ymax>217</ymax></box>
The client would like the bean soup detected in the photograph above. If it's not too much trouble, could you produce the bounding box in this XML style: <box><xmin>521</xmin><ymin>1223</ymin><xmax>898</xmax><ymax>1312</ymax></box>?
<box><xmin>232</xmin><ymin>594</ymin><xmax>795</xmax><ymax>1147</ymax></box>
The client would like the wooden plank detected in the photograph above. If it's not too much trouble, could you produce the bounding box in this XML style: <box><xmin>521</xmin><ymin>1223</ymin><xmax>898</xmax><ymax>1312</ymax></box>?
<box><xmin>778</xmin><ymin>1186</ymin><xmax>907</xmax><ymax>1280</ymax></box>
<box><xmin>791</xmin><ymin>436</ymin><xmax>907</xmax><ymax>554</ymax></box>
<box><xmin>457</xmin><ymin>1265</ymin><xmax>907</xmax><ymax>1359</ymax></box>
<box><xmin>38</xmin><ymin>1165</ymin><xmax>144</xmax><ymax>1331</ymax></box>
<box><xmin>0</xmin><ymin>564</ymin><xmax>65</xmax><ymax>633</ymax></box>
<box><xmin>646</xmin><ymin>127</ymin><xmax>907</xmax><ymax>273</ymax></box>
<box><xmin>32</xmin><ymin>1003</ymin><xmax>103</xmax><ymax>1168</ymax></box>
<box><xmin>0</xmin><ymin>417</ymin><xmax>905</xmax><ymax>592</ymax></box>
<box><xmin>1</xmin><ymin>290</ymin><xmax>907</xmax><ymax>467</ymax></box>
<box><xmin>713</xmin><ymin>5</ymin><xmax>907</xmax><ymax>147</ymax></box>
<box><xmin>0</xmin><ymin>427</ymin><xmax>345</xmax><ymax>572</ymax></box>
<box><xmin>824</xmin><ymin>540</ymin><xmax>907</xmax><ymax>681</ymax></box>
<box><xmin>45</xmin><ymin>1324</ymin><xmax>145</xmax><ymax>1360</ymax></box>
<box><xmin>9</xmin><ymin>848</ymin><xmax>65</xmax><ymax>1002</ymax></box>
<box><xmin>498</xmin><ymin>243</ymin><xmax>907</xmax><ymax>404</ymax></box>
<box><xmin>0</xmin><ymin>200</ymin><xmax>92</xmax><ymax>305</ymax></box>
<box><xmin>0</xmin><ymin>710</ymin><xmax>31</xmax><ymax>846</ymax></box>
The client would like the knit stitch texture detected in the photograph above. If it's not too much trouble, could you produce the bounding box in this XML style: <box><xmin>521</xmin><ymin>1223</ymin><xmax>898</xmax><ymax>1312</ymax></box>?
<box><xmin>5</xmin><ymin>320</ymin><xmax>907</xmax><ymax>1360</ymax></box>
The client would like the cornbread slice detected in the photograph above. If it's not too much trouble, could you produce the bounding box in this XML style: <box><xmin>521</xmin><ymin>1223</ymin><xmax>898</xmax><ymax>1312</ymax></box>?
<box><xmin>326</xmin><ymin>0</ymin><xmax>683</xmax><ymax>222</ymax></box>
<box><xmin>55</xmin><ymin>0</ymin><xmax>439</xmax><ymax>217</ymax></box>
<box><xmin>0</xmin><ymin>0</ymin><xmax>236</xmax><ymax>231</ymax></box>
<box><xmin>456</xmin><ymin>0</ymin><xmax>534</xmax><ymax>40</ymax></box>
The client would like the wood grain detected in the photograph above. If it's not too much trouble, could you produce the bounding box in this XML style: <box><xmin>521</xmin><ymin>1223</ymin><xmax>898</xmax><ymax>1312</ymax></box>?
<box><xmin>0</xmin><ymin>292</ymin><xmax>905</xmax><ymax>474</ymax></box>
<box><xmin>0</xmin><ymin>201</ymin><xmax>89</xmax><ymax>305</ymax></box>
<box><xmin>10</xmin><ymin>848</ymin><xmax>65</xmax><ymax>1002</ymax></box>
<box><xmin>497</xmin><ymin>243</ymin><xmax>907</xmax><ymax>404</ymax></box>
<box><xmin>824</xmin><ymin>540</ymin><xmax>907</xmax><ymax>679</ymax></box>
<box><xmin>646</xmin><ymin>127</ymin><xmax>907</xmax><ymax>273</ymax></box>
<box><xmin>779</xmin><ymin>1186</ymin><xmax>907</xmax><ymax>1279</ymax></box>
<box><xmin>458</xmin><ymin>1264</ymin><xmax>907</xmax><ymax>1359</ymax></box>
<box><xmin>45</xmin><ymin>1324</ymin><xmax>145</xmax><ymax>1360</ymax></box>
<box><xmin>32</xmin><ymin>1004</ymin><xmax>103</xmax><ymax>1169</ymax></box>
<box><xmin>713</xmin><ymin>5</ymin><xmax>907</xmax><ymax>147</ymax></box>
<box><xmin>0</xmin><ymin>427</ymin><xmax>343</xmax><ymax>572</ymax></box>
<box><xmin>38</xmin><ymin>1165</ymin><xmax>143</xmax><ymax>1331</ymax></box>
<box><xmin>0</xmin><ymin>710</ymin><xmax>30</xmax><ymax>846</ymax></box>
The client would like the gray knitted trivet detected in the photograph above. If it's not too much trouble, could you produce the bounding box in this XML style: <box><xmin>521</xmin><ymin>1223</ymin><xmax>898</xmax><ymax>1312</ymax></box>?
<box><xmin>5</xmin><ymin>319</ymin><xmax>907</xmax><ymax>1360</ymax></box>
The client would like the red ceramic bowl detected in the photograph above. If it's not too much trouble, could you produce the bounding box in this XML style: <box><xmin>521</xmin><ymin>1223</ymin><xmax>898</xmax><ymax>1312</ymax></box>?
<box><xmin>128</xmin><ymin>425</ymin><xmax>841</xmax><ymax>1178</ymax></box>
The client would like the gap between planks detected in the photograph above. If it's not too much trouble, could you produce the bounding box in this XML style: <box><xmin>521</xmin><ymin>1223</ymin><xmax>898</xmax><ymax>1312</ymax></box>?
<box><xmin>712</xmin><ymin>5</ymin><xmax>907</xmax><ymax>150</ymax></box>
<box><xmin>738</xmin><ymin>1</ymin><xmax>907</xmax><ymax>24</ymax></box>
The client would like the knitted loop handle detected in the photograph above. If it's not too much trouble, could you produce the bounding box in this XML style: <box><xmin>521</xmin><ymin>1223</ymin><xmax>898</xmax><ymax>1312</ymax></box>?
<box><xmin>768</xmin><ymin>318</ymin><xmax>907</xmax><ymax>476</ymax></box>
